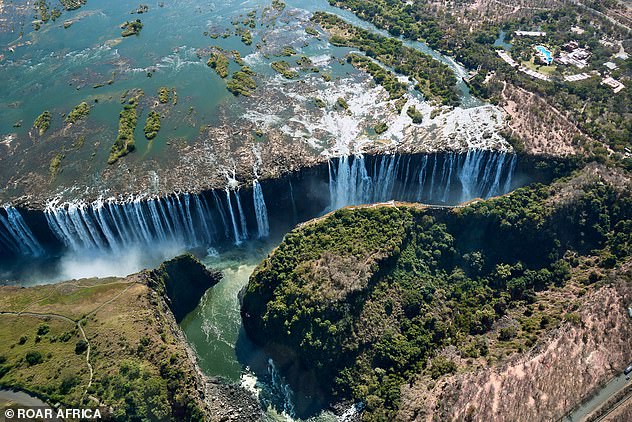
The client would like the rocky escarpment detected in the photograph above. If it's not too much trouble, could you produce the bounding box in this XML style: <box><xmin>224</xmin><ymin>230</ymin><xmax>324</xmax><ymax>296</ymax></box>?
<box><xmin>0</xmin><ymin>255</ymin><xmax>215</xmax><ymax>421</ymax></box>
<box><xmin>148</xmin><ymin>254</ymin><xmax>222</xmax><ymax>323</ymax></box>
<box><xmin>240</xmin><ymin>164</ymin><xmax>632</xmax><ymax>420</ymax></box>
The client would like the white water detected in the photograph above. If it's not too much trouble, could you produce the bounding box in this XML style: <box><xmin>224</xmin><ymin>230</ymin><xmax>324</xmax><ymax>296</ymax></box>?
<box><xmin>1</xmin><ymin>151</ymin><xmax>517</xmax><ymax>259</ymax></box>
<box><xmin>0</xmin><ymin>206</ymin><xmax>44</xmax><ymax>256</ymax></box>
<box><xmin>253</xmin><ymin>180</ymin><xmax>270</xmax><ymax>238</ymax></box>
<box><xmin>328</xmin><ymin>150</ymin><xmax>516</xmax><ymax>209</ymax></box>
<box><xmin>267</xmin><ymin>358</ymin><xmax>297</xmax><ymax>419</ymax></box>
<box><xmin>225</xmin><ymin>189</ymin><xmax>244</xmax><ymax>246</ymax></box>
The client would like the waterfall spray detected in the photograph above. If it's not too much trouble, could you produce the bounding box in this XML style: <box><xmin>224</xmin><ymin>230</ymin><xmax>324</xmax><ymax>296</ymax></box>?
<box><xmin>253</xmin><ymin>180</ymin><xmax>270</xmax><ymax>239</ymax></box>
<box><xmin>0</xmin><ymin>206</ymin><xmax>44</xmax><ymax>256</ymax></box>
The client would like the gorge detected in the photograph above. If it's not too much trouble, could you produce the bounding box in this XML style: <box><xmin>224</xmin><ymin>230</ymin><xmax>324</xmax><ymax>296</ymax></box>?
<box><xmin>1</xmin><ymin>0</ymin><xmax>629</xmax><ymax>420</ymax></box>
<box><xmin>0</xmin><ymin>150</ymin><xmax>536</xmax><ymax>263</ymax></box>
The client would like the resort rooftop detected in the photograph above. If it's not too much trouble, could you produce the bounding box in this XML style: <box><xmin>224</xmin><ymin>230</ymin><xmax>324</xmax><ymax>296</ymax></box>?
<box><xmin>602</xmin><ymin>77</ymin><xmax>626</xmax><ymax>93</ymax></box>
<box><xmin>515</xmin><ymin>31</ymin><xmax>546</xmax><ymax>37</ymax></box>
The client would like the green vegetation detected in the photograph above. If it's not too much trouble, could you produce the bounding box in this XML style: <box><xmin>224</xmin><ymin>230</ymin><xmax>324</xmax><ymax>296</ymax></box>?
<box><xmin>313</xmin><ymin>98</ymin><xmax>326</xmax><ymax>108</ymax></box>
<box><xmin>231</xmin><ymin>50</ymin><xmax>245</xmax><ymax>66</ymax></box>
<box><xmin>34</xmin><ymin>0</ymin><xmax>63</xmax><ymax>25</ymax></box>
<box><xmin>144</xmin><ymin>111</ymin><xmax>161</xmax><ymax>140</ymax></box>
<box><xmin>59</xmin><ymin>0</ymin><xmax>86</xmax><ymax>10</ymax></box>
<box><xmin>312</xmin><ymin>12</ymin><xmax>459</xmax><ymax>105</ymax></box>
<box><xmin>65</xmin><ymin>102</ymin><xmax>90</xmax><ymax>124</ymax></box>
<box><xmin>296</xmin><ymin>55</ymin><xmax>312</xmax><ymax>68</ymax></box>
<box><xmin>171</xmin><ymin>88</ymin><xmax>178</xmax><ymax>105</ymax></box>
<box><xmin>109</xmin><ymin>91</ymin><xmax>142</xmax><ymax>164</ymax></box>
<box><xmin>374</xmin><ymin>121</ymin><xmax>388</xmax><ymax>134</ymax></box>
<box><xmin>348</xmin><ymin>54</ymin><xmax>407</xmax><ymax>100</ymax></box>
<box><xmin>281</xmin><ymin>46</ymin><xmax>297</xmax><ymax>56</ymax></box>
<box><xmin>33</xmin><ymin>111</ymin><xmax>52</xmax><ymax>136</ymax></box>
<box><xmin>121</xmin><ymin>20</ymin><xmax>143</xmax><ymax>37</ymax></box>
<box><xmin>271</xmin><ymin>61</ymin><xmax>298</xmax><ymax>79</ymax></box>
<box><xmin>49</xmin><ymin>154</ymin><xmax>64</xmax><ymax>180</ymax></box>
<box><xmin>0</xmin><ymin>255</ymin><xmax>211</xmax><ymax>420</ymax></box>
<box><xmin>329</xmin><ymin>0</ymin><xmax>631</xmax><ymax>155</ymax></box>
<box><xmin>240</xmin><ymin>29</ymin><xmax>253</xmax><ymax>45</ymax></box>
<box><xmin>208</xmin><ymin>50</ymin><xmax>230</xmax><ymax>78</ymax></box>
<box><xmin>336</xmin><ymin>96</ymin><xmax>349</xmax><ymax>110</ymax></box>
<box><xmin>272</xmin><ymin>0</ymin><xmax>286</xmax><ymax>11</ymax></box>
<box><xmin>226</xmin><ymin>71</ymin><xmax>257</xmax><ymax>96</ymax></box>
<box><xmin>305</xmin><ymin>27</ymin><xmax>319</xmax><ymax>36</ymax></box>
<box><xmin>407</xmin><ymin>105</ymin><xmax>423</xmax><ymax>124</ymax></box>
<box><xmin>242</xmin><ymin>166</ymin><xmax>632</xmax><ymax>420</ymax></box>
<box><xmin>158</xmin><ymin>87</ymin><xmax>170</xmax><ymax>103</ymax></box>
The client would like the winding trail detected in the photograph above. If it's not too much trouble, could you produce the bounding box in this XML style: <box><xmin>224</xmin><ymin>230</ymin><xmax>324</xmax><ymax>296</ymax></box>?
<box><xmin>0</xmin><ymin>310</ymin><xmax>93</xmax><ymax>398</ymax></box>
<box><xmin>0</xmin><ymin>280</ymin><xmax>138</xmax><ymax>400</ymax></box>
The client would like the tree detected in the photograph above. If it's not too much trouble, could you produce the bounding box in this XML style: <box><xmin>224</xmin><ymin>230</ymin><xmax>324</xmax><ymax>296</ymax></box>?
<box><xmin>25</xmin><ymin>351</ymin><xmax>43</xmax><ymax>366</ymax></box>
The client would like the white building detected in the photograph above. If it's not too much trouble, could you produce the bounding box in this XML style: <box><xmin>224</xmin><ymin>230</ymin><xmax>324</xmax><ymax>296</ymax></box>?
<box><xmin>515</xmin><ymin>31</ymin><xmax>546</xmax><ymax>37</ymax></box>
<box><xmin>602</xmin><ymin>77</ymin><xmax>625</xmax><ymax>93</ymax></box>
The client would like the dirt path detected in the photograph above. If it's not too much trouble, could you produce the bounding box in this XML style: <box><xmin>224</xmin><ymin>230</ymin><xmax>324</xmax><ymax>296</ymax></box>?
<box><xmin>0</xmin><ymin>280</ymin><xmax>138</xmax><ymax>400</ymax></box>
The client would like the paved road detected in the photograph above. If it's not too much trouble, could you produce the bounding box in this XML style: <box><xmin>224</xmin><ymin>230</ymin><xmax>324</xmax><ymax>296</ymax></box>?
<box><xmin>563</xmin><ymin>368</ymin><xmax>632</xmax><ymax>421</ymax></box>
<box><xmin>569</xmin><ymin>0</ymin><xmax>631</xmax><ymax>33</ymax></box>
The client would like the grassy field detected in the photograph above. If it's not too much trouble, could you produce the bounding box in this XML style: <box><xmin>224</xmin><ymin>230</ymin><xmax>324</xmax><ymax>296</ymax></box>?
<box><xmin>522</xmin><ymin>57</ymin><xmax>558</xmax><ymax>75</ymax></box>
<box><xmin>0</xmin><ymin>262</ymin><xmax>208</xmax><ymax>420</ymax></box>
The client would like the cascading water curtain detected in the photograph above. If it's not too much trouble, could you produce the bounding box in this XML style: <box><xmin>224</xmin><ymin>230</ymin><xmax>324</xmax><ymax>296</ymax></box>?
<box><xmin>327</xmin><ymin>150</ymin><xmax>517</xmax><ymax>209</ymax></box>
<box><xmin>1</xmin><ymin>152</ymin><xmax>516</xmax><ymax>258</ymax></box>
<box><xmin>0</xmin><ymin>206</ymin><xmax>44</xmax><ymax>256</ymax></box>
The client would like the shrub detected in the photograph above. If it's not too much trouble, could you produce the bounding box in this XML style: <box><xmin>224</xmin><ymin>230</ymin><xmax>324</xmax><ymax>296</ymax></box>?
<box><xmin>25</xmin><ymin>351</ymin><xmax>43</xmax><ymax>366</ymax></box>
<box><xmin>430</xmin><ymin>356</ymin><xmax>457</xmax><ymax>379</ymax></box>
<box><xmin>75</xmin><ymin>340</ymin><xmax>88</xmax><ymax>354</ymax></box>
<box><xmin>33</xmin><ymin>111</ymin><xmax>52</xmax><ymax>135</ymax></box>
<box><xmin>144</xmin><ymin>111</ymin><xmax>161</xmax><ymax>140</ymax></box>
<box><xmin>374</xmin><ymin>122</ymin><xmax>388</xmax><ymax>134</ymax></box>
<box><xmin>65</xmin><ymin>102</ymin><xmax>90</xmax><ymax>123</ymax></box>
<box><xmin>498</xmin><ymin>326</ymin><xmax>517</xmax><ymax>341</ymax></box>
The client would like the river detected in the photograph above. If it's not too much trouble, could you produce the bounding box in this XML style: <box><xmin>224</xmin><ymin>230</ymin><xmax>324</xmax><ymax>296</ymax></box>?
<box><xmin>0</xmin><ymin>0</ymin><xmax>510</xmax><ymax>419</ymax></box>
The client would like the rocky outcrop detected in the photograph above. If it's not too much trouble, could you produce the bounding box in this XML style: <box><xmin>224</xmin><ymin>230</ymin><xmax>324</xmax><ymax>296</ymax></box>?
<box><xmin>239</xmin><ymin>165</ymin><xmax>632</xmax><ymax>419</ymax></box>
<box><xmin>148</xmin><ymin>254</ymin><xmax>222</xmax><ymax>322</ymax></box>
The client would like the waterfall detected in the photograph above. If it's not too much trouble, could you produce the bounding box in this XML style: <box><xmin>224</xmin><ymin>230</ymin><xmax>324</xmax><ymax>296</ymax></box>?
<box><xmin>328</xmin><ymin>150</ymin><xmax>518</xmax><ymax>210</ymax></box>
<box><xmin>288</xmin><ymin>179</ymin><xmax>298</xmax><ymax>223</ymax></box>
<box><xmin>1</xmin><ymin>150</ymin><xmax>520</xmax><ymax>259</ymax></box>
<box><xmin>0</xmin><ymin>206</ymin><xmax>44</xmax><ymax>256</ymax></box>
<box><xmin>212</xmin><ymin>190</ymin><xmax>230</xmax><ymax>238</ymax></box>
<box><xmin>253</xmin><ymin>180</ymin><xmax>270</xmax><ymax>239</ymax></box>
<box><xmin>225</xmin><ymin>189</ymin><xmax>243</xmax><ymax>245</ymax></box>
<box><xmin>266</xmin><ymin>358</ymin><xmax>296</xmax><ymax>419</ymax></box>
<box><xmin>458</xmin><ymin>149</ymin><xmax>487</xmax><ymax>202</ymax></box>
<box><xmin>193</xmin><ymin>195</ymin><xmax>214</xmax><ymax>243</ymax></box>
<box><xmin>416</xmin><ymin>155</ymin><xmax>429</xmax><ymax>201</ymax></box>
<box><xmin>234</xmin><ymin>190</ymin><xmax>248</xmax><ymax>241</ymax></box>
<box><xmin>42</xmin><ymin>192</ymin><xmax>234</xmax><ymax>253</ymax></box>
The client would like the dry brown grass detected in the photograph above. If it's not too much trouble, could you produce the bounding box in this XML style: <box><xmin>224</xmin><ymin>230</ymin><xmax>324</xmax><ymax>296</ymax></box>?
<box><xmin>500</xmin><ymin>82</ymin><xmax>585</xmax><ymax>157</ymax></box>
<box><xmin>398</xmin><ymin>264</ymin><xmax>632</xmax><ymax>421</ymax></box>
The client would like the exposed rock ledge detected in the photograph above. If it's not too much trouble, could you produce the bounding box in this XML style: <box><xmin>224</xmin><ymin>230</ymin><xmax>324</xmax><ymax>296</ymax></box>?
<box><xmin>0</xmin><ymin>254</ymin><xmax>264</xmax><ymax>421</ymax></box>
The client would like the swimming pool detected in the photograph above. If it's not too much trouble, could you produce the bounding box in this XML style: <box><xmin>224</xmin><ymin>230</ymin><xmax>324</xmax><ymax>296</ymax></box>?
<box><xmin>536</xmin><ymin>45</ymin><xmax>553</xmax><ymax>65</ymax></box>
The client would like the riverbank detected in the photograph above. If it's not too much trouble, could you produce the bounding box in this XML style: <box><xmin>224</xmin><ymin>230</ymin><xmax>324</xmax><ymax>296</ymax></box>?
<box><xmin>240</xmin><ymin>163</ymin><xmax>632</xmax><ymax>419</ymax></box>
<box><xmin>0</xmin><ymin>254</ymin><xmax>262</xmax><ymax>420</ymax></box>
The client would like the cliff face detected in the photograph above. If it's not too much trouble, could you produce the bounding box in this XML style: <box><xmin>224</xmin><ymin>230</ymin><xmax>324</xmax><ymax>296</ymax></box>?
<box><xmin>240</xmin><ymin>165</ymin><xmax>632</xmax><ymax>420</ymax></box>
<box><xmin>0</xmin><ymin>256</ymin><xmax>218</xmax><ymax>421</ymax></box>
<box><xmin>148</xmin><ymin>254</ymin><xmax>222</xmax><ymax>323</ymax></box>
